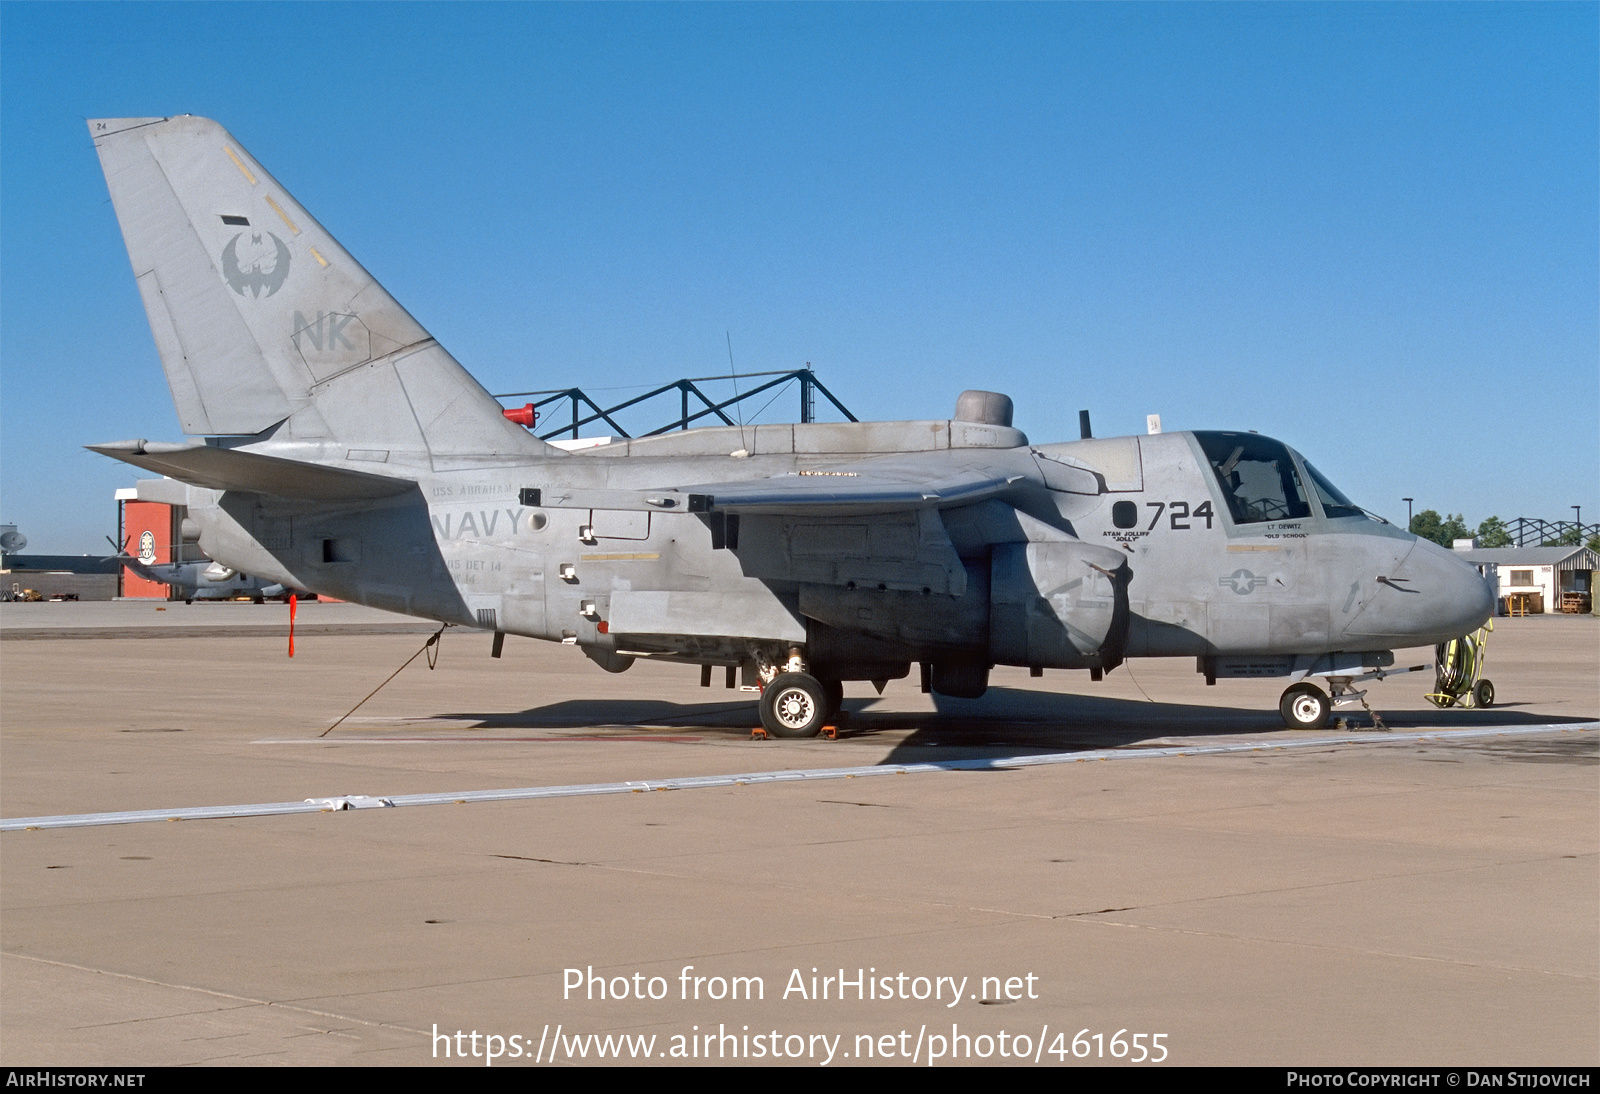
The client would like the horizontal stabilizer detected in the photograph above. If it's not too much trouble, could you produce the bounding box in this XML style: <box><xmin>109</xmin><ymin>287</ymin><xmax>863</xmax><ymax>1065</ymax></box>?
<box><xmin>88</xmin><ymin>440</ymin><xmax>416</xmax><ymax>501</ymax></box>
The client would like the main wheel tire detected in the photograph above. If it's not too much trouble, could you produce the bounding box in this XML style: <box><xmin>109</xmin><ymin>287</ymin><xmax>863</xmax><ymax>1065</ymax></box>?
<box><xmin>1473</xmin><ymin>679</ymin><xmax>1495</xmax><ymax>708</ymax></box>
<box><xmin>760</xmin><ymin>672</ymin><xmax>828</xmax><ymax>738</ymax></box>
<box><xmin>1280</xmin><ymin>683</ymin><xmax>1331</xmax><ymax>730</ymax></box>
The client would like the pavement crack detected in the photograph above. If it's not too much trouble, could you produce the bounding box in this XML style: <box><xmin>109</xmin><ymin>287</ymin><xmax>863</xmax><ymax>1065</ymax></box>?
<box><xmin>1066</xmin><ymin>920</ymin><xmax>1599</xmax><ymax>981</ymax></box>
<box><xmin>0</xmin><ymin>952</ymin><xmax>431</xmax><ymax>1037</ymax></box>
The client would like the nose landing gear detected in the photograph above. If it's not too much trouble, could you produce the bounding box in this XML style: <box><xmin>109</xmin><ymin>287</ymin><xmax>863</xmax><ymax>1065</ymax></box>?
<box><xmin>1279</xmin><ymin>683</ymin><xmax>1331</xmax><ymax>730</ymax></box>
<box><xmin>1280</xmin><ymin>677</ymin><xmax>1393</xmax><ymax>730</ymax></box>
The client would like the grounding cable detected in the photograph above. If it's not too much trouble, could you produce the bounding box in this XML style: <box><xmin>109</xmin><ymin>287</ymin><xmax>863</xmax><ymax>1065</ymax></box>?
<box><xmin>319</xmin><ymin>623</ymin><xmax>449</xmax><ymax>737</ymax></box>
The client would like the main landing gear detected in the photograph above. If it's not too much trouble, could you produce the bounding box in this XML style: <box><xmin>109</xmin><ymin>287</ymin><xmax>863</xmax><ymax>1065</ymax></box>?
<box><xmin>755</xmin><ymin>651</ymin><xmax>844</xmax><ymax>738</ymax></box>
<box><xmin>760</xmin><ymin>673</ymin><xmax>828</xmax><ymax>738</ymax></box>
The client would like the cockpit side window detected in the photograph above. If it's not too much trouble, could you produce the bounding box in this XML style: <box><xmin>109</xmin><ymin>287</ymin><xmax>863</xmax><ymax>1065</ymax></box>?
<box><xmin>1302</xmin><ymin>460</ymin><xmax>1365</xmax><ymax>519</ymax></box>
<box><xmin>1193</xmin><ymin>431</ymin><xmax>1312</xmax><ymax>525</ymax></box>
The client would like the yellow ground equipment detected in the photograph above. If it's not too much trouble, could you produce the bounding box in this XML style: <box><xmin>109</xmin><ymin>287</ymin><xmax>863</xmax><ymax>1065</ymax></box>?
<box><xmin>1425</xmin><ymin>621</ymin><xmax>1494</xmax><ymax>708</ymax></box>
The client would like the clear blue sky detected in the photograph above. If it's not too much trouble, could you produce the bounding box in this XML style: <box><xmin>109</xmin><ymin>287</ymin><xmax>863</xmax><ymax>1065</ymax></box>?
<box><xmin>3</xmin><ymin>2</ymin><xmax>1595</xmax><ymax>552</ymax></box>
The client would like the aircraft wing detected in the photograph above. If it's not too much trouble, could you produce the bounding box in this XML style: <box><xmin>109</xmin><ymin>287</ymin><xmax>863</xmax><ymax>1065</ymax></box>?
<box><xmin>87</xmin><ymin>441</ymin><xmax>417</xmax><ymax>501</ymax></box>
<box><xmin>528</xmin><ymin>456</ymin><xmax>1028</xmax><ymax>517</ymax></box>
<box><xmin>686</xmin><ymin>467</ymin><xmax>1025</xmax><ymax>515</ymax></box>
<box><xmin>692</xmin><ymin>459</ymin><xmax>1023</xmax><ymax>596</ymax></box>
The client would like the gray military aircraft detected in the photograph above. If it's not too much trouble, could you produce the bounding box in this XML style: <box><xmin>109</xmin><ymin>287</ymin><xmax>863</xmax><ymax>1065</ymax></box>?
<box><xmin>85</xmin><ymin>116</ymin><xmax>1494</xmax><ymax>736</ymax></box>
<box><xmin>112</xmin><ymin>548</ymin><xmax>295</xmax><ymax>603</ymax></box>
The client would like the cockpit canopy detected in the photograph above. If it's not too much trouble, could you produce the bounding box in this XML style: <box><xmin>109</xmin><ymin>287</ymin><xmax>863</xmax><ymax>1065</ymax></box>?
<box><xmin>1193</xmin><ymin>431</ymin><xmax>1368</xmax><ymax>525</ymax></box>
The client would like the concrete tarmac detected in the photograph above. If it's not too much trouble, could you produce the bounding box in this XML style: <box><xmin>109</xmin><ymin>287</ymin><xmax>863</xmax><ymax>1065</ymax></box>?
<box><xmin>1</xmin><ymin>601</ymin><xmax>1595</xmax><ymax>1066</ymax></box>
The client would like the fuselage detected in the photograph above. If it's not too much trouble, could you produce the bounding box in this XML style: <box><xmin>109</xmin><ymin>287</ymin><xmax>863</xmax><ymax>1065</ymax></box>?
<box><xmin>173</xmin><ymin>421</ymin><xmax>1493</xmax><ymax>685</ymax></box>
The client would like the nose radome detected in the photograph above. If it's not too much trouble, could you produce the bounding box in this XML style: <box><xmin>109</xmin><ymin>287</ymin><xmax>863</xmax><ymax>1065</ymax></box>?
<box><xmin>1343</xmin><ymin>536</ymin><xmax>1495</xmax><ymax>645</ymax></box>
<box><xmin>1406</xmin><ymin>539</ymin><xmax>1494</xmax><ymax>642</ymax></box>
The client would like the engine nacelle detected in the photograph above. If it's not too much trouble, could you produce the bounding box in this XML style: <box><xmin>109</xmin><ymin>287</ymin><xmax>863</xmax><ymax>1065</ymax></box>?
<box><xmin>990</xmin><ymin>541</ymin><xmax>1131</xmax><ymax>670</ymax></box>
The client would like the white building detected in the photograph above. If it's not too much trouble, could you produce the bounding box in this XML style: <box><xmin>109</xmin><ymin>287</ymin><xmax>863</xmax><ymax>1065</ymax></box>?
<box><xmin>1454</xmin><ymin>545</ymin><xmax>1598</xmax><ymax>614</ymax></box>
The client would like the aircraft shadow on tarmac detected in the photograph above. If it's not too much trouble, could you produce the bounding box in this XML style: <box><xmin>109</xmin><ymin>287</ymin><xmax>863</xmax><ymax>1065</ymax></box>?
<box><xmin>421</xmin><ymin>686</ymin><xmax>1583</xmax><ymax>761</ymax></box>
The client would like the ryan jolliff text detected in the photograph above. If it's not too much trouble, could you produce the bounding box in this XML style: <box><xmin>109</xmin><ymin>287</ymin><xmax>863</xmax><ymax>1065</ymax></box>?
<box><xmin>564</xmin><ymin>967</ymin><xmax>1040</xmax><ymax>1008</ymax></box>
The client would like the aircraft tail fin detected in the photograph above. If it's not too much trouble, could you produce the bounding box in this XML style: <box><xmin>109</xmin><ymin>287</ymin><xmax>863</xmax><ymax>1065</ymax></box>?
<box><xmin>88</xmin><ymin>116</ymin><xmax>559</xmax><ymax>462</ymax></box>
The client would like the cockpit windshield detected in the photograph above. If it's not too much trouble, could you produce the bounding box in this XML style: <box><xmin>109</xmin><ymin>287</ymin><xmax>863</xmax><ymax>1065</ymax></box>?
<box><xmin>1194</xmin><ymin>431</ymin><xmax>1312</xmax><ymax>525</ymax></box>
<box><xmin>1300</xmin><ymin>460</ymin><xmax>1365</xmax><ymax>519</ymax></box>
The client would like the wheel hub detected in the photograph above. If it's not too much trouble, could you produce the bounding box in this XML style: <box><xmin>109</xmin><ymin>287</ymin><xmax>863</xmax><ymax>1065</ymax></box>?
<box><xmin>775</xmin><ymin>690</ymin><xmax>813</xmax><ymax>728</ymax></box>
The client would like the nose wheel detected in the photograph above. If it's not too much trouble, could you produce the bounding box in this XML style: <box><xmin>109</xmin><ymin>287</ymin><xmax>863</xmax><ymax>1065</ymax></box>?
<box><xmin>1279</xmin><ymin>683</ymin><xmax>1331</xmax><ymax>730</ymax></box>
<box><xmin>760</xmin><ymin>672</ymin><xmax>829</xmax><ymax>738</ymax></box>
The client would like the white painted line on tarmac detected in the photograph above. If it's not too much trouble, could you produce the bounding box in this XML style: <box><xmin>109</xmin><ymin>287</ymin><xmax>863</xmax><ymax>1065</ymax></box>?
<box><xmin>4</xmin><ymin>722</ymin><xmax>1593</xmax><ymax>832</ymax></box>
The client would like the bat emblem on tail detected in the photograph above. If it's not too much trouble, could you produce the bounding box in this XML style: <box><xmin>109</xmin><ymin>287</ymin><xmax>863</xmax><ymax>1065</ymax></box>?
<box><xmin>221</xmin><ymin>231</ymin><xmax>291</xmax><ymax>298</ymax></box>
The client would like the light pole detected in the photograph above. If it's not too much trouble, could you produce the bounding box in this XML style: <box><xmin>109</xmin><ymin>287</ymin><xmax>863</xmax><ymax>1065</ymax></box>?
<box><xmin>1404</xmin><ymin>498</ymin><xmax>1414</xmax><ymax>529</ymax></box>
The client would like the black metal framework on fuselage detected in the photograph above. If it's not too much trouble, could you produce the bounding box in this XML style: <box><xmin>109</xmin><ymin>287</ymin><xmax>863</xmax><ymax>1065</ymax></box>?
<box><xmin>494</xmin><ymin>368</ymin><xmax>858</xmax><ymax>442</ymax></box>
